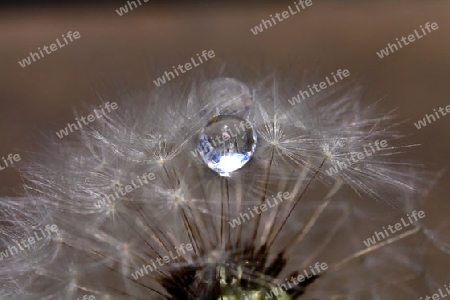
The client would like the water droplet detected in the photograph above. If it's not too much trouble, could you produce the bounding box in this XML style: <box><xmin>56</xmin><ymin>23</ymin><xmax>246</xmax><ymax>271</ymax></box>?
<box><xmin>198</xmin><ymin>115</ymin><xmax>257</xmax><ymax>176</ymax></box>
<box><xmin>202</xmin><ymin>78</ymin><xmax>252</xmax><ymax>118</ymax></box>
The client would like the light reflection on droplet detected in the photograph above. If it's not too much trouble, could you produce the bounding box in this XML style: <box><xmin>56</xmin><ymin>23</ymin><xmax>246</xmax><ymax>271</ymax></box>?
<box><xmin>198</xmin><ymin>115</ymin><xmax>257</xmax><ymax>176</ymax></box>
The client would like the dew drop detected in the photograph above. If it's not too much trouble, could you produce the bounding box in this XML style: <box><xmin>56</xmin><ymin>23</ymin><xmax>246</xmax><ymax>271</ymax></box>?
<box><xmin>198</xmin><ymin>115</ymin><xmax>257</xmax><ymax>176</ymax></box>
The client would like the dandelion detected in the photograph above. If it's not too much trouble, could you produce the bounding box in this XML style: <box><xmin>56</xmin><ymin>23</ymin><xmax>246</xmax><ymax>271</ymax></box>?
<box><xmin>0</xmin><ymin>70</ymin><xmax>448</xmax><ymax>299</ymax></box>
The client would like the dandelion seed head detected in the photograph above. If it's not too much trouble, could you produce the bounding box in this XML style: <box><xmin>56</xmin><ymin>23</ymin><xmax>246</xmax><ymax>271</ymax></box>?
<box><xmin>0</xmin><ymin>70</ymin><xmax>446</xmax><ymax>299</ymax></box>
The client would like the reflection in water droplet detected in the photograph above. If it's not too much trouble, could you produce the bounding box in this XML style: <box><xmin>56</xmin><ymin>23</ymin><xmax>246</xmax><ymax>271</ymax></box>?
<box><xmin>198</xmin><ymin>115</ymin><xmax>257</xmax><ymax>176</ymax></box>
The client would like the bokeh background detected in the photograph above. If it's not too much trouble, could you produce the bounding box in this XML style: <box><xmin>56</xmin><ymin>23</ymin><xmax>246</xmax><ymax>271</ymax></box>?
<box><xmin>1</xmin><ymin>0</ymin><xmax>449</xmax><ymax>292</ymax></box>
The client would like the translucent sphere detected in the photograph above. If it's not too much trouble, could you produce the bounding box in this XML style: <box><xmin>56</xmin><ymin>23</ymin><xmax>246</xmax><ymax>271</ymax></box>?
<box><xmin>202</xmin><ymin>78</ymin><xmax>252</xmax><ymax>118</ymax></box>
<box><xmin>198</xmin><ymin>115</ymin><xmax>257</xmax><ymax>176</ymax></box>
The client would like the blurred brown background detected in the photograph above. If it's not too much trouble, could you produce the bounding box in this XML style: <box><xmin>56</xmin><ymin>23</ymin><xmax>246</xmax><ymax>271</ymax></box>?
<box><xmin>0</xmin><ymin>1</ymin><xmax>449</xmax><ymax>220</ymax></box>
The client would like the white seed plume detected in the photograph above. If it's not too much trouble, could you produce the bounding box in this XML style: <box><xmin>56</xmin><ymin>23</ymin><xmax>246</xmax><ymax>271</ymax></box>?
<box><xmin>0</xmin><ymin>70</ymin><xmax>447</xmax><ymax>300</ymax></box>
